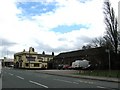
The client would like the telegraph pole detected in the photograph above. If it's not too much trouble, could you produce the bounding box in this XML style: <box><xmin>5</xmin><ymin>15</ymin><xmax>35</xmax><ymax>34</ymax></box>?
<box><xmin>106</xmin><ymin>49</ymin><xmax>111</xmax><ymax>76</ymax></box>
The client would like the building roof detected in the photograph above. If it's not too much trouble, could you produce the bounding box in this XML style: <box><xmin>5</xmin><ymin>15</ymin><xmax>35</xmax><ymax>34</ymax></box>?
<box><xmin>14</xmin><ymin>47</ymin><xmax>54</xmax><ymax>57</ymax></box>
<box><xmin>54</xmin><ymin>47</ymin><xmax>106</xmax><ymax>59</ymax></box>
<box><xmin>14</xmin><ymin>51</ymin><xmax>38</xmax><ymax>55</ymax></box>
<box><xmin>14</xmin><ymin>51</ymin><xmax>54</xmax><ymax>57</ymax></box>
<box><xmin>4</xmin><ymin>59</ymin><xmax>14</xmax><ymax>62</ymax></box>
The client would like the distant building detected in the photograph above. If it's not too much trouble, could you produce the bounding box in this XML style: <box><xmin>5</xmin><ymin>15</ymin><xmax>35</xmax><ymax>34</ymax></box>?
<box><xmin>2</xmin><ymin>57</ymin><xmax>14</xmax><ymax>67</ymax></box>
<box><xmin>14</xmin><ymin>47</ymin><xmax>54</xmax><ymax>69</ymax></box>
<box><xmin>53</xmin><ymin>47</ymin><xmax>119</xmax><ymax>70</ymax></box>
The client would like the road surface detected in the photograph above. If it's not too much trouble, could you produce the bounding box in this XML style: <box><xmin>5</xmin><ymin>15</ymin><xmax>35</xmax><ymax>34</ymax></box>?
<box><xmin>1</xmin><ymin>67</ymin><xmax>119</xmax><ymax>89</ymax></box>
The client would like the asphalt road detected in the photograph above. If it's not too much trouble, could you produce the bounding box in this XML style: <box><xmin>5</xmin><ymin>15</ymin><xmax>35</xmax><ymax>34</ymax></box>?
<box><xmin>1</xmin><ymin>67</ymin><xmax>119</xmax><ymax>89</ymax></box>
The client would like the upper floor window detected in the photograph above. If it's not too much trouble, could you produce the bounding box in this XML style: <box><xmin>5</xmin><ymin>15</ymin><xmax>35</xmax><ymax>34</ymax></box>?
<box><xmin>26</xmin><ymin>56</ymin><xmax>35</xmax><ymax>61</ymax></box>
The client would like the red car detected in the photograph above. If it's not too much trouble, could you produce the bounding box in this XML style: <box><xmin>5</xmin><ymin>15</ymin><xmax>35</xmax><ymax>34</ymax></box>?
<box><xmin>63</xmin><ymin>65</ymin><xmax>71</xmax><ymax>70</ymax></box>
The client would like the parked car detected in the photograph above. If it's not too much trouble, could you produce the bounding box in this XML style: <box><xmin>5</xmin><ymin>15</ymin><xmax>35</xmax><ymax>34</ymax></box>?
<box><xmin>57</xmin><ymin>64</ymin><xmax>63</xmax><ymax>70</ymax></box>
<box><xmin>62</xmin><ymin>65</ymin><xmax>71</xmax><ymax>70</ymax></box>
<box><xmin>8</xmin><ymin>64</ymin><xmax>14</xmax><ymax>67</ymax></box>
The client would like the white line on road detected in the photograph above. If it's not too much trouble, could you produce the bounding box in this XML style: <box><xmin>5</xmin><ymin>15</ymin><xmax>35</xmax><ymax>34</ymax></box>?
<box><xmin>54</xmin><ymin>79</ymin><xmax>73</xmax><ymax>83</ymax></box>
<box><xmin>9</xmin><ymin>73</ymin><xmax>14</xmax><ymax>76</ymax></box>
<box><xmin>73</xmin><ymin>82</ymin><xmax>79</xmax><ymax>84</ymax></box>
<box><xmin>88</xmin><ymin>82</ymin><xmax>94</xmax><ymax>84</ymax></box>
<box><xmin>84</xmin><ymin>81</ymin><xmax>88</xmax><ymax>83</ymax></box>
<box><xmin>79</xmin><ymin>80</ymin><xmax>83</xmax><ymax>83</ymax></box>
<box><xmin>54</xmin><ymin>79</ymin><xmax>79</xmax><ymax>84</ymax></box>
<box><xmin>16</xmin><ymin>76</ymin><xmax>24</xmax><ymax>80</ymax></box>
<box><xmin>97</xmin><ymin>86</ymin><xmax>106</xmax><ymax>88</ymax></box>
<box><xmin>78</xmin><ymin>80</ymin><xmax>93</xmax><ymax>84</ymax></box>
<box><xmin>29</xmin><ymin>80</ymin><xmax>48</xmax><ymax>88</ymax></box>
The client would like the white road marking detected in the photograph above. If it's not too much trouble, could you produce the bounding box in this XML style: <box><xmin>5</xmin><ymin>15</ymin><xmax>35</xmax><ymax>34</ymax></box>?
<box><xmin>29</xmin><ymin>80</ymin><xmax>48</xmax><ymax>88</ymax></box>
<box><xmin>54</xmin><ymin>79</ymin><xmax>79</xmax><ymax>84</ymax></box>
<box><xmin>79</xmin><ymin>80</ymin><xmax>83</xmax><ymax>83</ymax></box>
<box><xmin>84</xmin><ymin>81</ymin><xmax>88</xmax><ymax>83</ymax></box>
<box><xmin>78</xmin><ymin>80</ymin><xmax>93</xmax><ymax>84</ymax></box>
<box><xmin>9</xmin><ymin>73</ymin><xmax>14</xmax><ymax>76</ymax></box>
<box><xmin>88</xmin><ymin>82</ymin><xmax>94</xmax><ymax>84</ymax></box>
<box><xmin>54</xmin><ymin>79</ymin><xmax>73</xmax><ymax>83</ymax></box>
<box><xmin>97</xmin><ymin>86</ymin><xmax>106</xmax><ymax>88</ymax></box>
<box><xmin>16</xmin><ymin>76</ymin><xmax>24</xmax><ymax>80</ymax></box>
<box><xmin>73</xmin><ymin>82</ymin><xmax>79</xmax><ymax>84</ymax></box>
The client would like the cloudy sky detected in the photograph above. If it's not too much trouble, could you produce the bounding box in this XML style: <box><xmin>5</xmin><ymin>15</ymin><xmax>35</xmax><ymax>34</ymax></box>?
<box><xmin>0</xmin><ymin>0</ymin><xmax>118</xmax><ymax>58</ymax></box>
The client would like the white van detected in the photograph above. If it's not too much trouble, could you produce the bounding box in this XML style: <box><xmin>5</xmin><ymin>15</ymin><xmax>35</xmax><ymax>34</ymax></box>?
<box><xmin>72</xmin><ymin>59</ymin><xmax>90</xmax><ymax>69</ymax></box>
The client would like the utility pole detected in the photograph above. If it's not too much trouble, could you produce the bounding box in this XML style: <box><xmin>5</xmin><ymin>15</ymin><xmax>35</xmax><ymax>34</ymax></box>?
<box><xmin>106</xmin><ymin>49</ymin><xmax>111</xmax><ymax>76</ymax></box>
<box><xmin>29</xmin><ymin>50</ymin><xmax>30</xmax><ymax>69</ymax></box>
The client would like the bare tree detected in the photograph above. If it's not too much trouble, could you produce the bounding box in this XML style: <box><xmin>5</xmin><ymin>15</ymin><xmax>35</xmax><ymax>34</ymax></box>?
<box><xmin>82</xmin><ymin>45</ymin><xmax>87</xmax><ymax>50</ymax></box>
<box><xmin>82</xmin><ymin>44</ymin><xmax>92</xmax><ymax>50</ymax></box>
<box><xmin>103</xmin><ymin>0</ymin><xmax>118</xmax><ymax>54</ymax></box>
<box><xmin>92</xmin><ymin>37</ymin><xmax>106</xmax><ymax>48</ymax></box>
<box><xmin>42</xmin><ymin>51</ymin><xmax>45</xmax><ymax>55</ymax></box>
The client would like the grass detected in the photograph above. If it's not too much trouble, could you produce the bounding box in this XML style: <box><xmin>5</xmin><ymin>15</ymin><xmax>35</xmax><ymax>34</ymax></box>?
<box><xmin>75</xmin><ymin>70</ymin><xmax>120</xmax><ymax>78</ymax></box>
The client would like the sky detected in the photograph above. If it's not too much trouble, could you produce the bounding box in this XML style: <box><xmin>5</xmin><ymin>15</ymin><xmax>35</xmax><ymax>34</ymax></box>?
<box><xmin>0</xmin><ymin>0</ymin><xmax>119</xmax><ymax>59</ymax></box>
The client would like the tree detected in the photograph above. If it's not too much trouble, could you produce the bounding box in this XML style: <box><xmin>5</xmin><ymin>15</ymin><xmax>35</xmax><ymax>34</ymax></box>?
<box><xmin>52</xmin><ymin>52</ymin><xmax>54</xmax><ymax>56</ymax></box>
<box><xmin>92</xmin><ymin>37</ymin><xmax>106</xmax><ymax>48</ymax></box>
<box><xmin>103</xmin><ymin>0</ymin><xmax>118</xmax><ymax>54</ymax></box>
<box><xmin>82</xmin><ymin>44</ymin><xmax>92</xmax><ymax>50</ymax></box>
<box><xmin>42</xmin><ymin>51</ymin><xmax>45</xmax><ymax>55</ymax></box>
<box><xmin>82</xmin><ymin>45</ymin><xmax>87</xmax><ymax>50</ymax></box>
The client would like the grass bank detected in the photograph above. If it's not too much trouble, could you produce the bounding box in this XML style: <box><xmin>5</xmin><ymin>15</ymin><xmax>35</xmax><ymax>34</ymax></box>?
<box><xmin>75</xmin><ymin>70</ymin><xmax>120</xmax><ymax>78</ymax></box>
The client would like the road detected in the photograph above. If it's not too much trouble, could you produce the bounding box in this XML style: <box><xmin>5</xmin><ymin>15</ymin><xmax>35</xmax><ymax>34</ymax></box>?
<box><xmin>1</xmin><ymin>67</ymin><xmax>119</xmax><ymax>89</ymax></box>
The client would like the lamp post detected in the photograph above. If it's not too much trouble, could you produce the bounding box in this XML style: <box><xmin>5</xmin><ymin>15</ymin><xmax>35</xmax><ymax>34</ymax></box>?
<box><xmin>62</xmin><ymin>57</ymin><xmax>64</xmax><ymax>64</ymax></box>
<box><xmin>105</xmin><ymin>49</ymin><xmax>111</xmax><ymax>76</ymax></box>
<box><xmin>29</xmin><ymin>50</ymin><xmax>30</xmax><ymax>69</ymax></box>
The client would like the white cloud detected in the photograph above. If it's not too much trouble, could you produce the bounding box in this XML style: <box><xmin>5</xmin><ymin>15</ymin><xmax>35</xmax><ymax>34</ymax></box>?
<box><xmin>0</xmin><ymin>0</ymin><xmax>118</xmax><ymax>58</ymax></box>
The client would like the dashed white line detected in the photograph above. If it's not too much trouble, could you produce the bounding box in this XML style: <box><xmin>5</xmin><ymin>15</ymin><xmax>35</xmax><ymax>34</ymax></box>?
<box><xmin>73</xmin><ymin>82</ymin><xmax>79</xmax><ymax>84</ymax></box>
<box><xmin>54</xmin><ymin>79</ymin><xmax>73</xmax><ymax>83</ymax></box>
<box><xmin>16</xmin><ymin>76</ymin><xmax>24</xmax><ymax>80</ymax></box>
<box><xmin>97</xmin><ymin>86</ymin><xmax>106</xmax><ymax>88</ymax></box>
<box><xmin>9</xmin><ymin>73</ymin><xmax>14</xmax><ymax>76</ymax></box>
<box><xmin>29</xmin><ymin>80</ymin><xmax>48</xmax><ymax>88</ymax></box>
<box><xmin>54</xmin><ymin>79</ymin><xmax>79</xmax><ymax>84</ymax></box>
<box><xmin>78</xmin><ymin>80</ymin><xmax>93</xmax><ymax>84</ymax></box>
<box><xmin>79</xmin><ymin>80</ymin><xmax>83</xmax><ymax>83</ymax></box>
<box><xmin>84</xmin><ymin>81</ymin><xmax>88</xmax><ymax>83</ymax></box>
<box><xmin>88</xmin><ymin>82</ymin><xmax>94</xmax><ymax>84</ymax></box>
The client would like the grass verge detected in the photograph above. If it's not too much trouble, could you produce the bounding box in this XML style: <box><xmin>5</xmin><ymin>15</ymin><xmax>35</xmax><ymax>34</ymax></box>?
<box><xmin>75</xmin><ymin>70</ymin><xmax>120</xmax><ymax>78</ymax></box>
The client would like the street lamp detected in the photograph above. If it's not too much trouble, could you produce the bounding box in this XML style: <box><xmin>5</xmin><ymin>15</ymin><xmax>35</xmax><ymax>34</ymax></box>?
<box><xmin>105</xmin><ymin>49</ymin><xmax>111</xmax><ymax>76</ymax></box>
<box><xmin>29</xmin><ymin>50</ymin><xmax>30</xmax><ymax>69</ymax></box>
<box><xmin>62</xmin><ymin>57</ymin><xmax>64</xmax><ymax>65</ymax></box>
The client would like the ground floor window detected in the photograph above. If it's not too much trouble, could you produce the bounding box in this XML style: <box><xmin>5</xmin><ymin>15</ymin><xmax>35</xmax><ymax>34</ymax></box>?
<box><xmin>26</xmin><ymin>63</ymin><xmax>29</xmax><ymax>66</ymax></box>
<box><xmin>34</xmin><ymin>63</ymin><xmax>39</xmax><ymax>67</ymax></box>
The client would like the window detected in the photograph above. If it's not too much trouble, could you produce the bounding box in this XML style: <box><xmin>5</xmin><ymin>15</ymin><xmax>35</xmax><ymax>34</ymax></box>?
<box><xmin>34</xmin><ymin>63</ymin><xmax>39</xmax><ymax>67</ymax></box>
<box><xmin>26</xmin><ymin>56</ymin><xmax>35</xmax><ymax>61</ymax></box>
<box><xmin>26</xmin><ymin>63</ymin><xmax>28</xmax><ymax>66</ymax></box>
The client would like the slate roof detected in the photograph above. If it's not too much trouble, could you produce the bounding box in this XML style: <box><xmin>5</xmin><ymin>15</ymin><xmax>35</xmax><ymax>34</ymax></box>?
<box><xmin>54</xmin><ymin>47</ymin><xmax>105</xmax><ymax>59</ymax></box>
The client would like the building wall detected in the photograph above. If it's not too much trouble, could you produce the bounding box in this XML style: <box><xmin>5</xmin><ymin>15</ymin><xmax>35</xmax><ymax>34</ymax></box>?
<box><xmin>53</xmin><ymin>47</ymin><xmax>110</xmax><ymax>70</ymax></box>
<box><xmin>14</xmin><ymin>48</ymin><xmax>54</xmax><ymax>69</ymax></box>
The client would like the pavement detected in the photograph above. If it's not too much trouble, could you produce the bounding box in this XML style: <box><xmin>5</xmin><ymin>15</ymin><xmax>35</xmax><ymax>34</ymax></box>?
<box><xmin>35</xmin><ymin>70</ymin><xmax>120</xmax><ymax>83</ymax></box>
